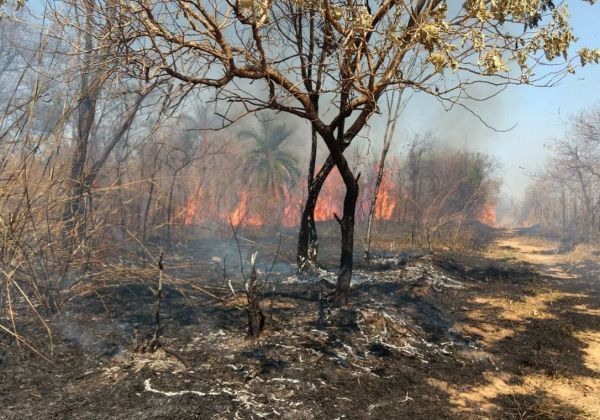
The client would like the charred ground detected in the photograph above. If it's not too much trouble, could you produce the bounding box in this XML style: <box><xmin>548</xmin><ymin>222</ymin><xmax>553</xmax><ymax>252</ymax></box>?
<box><xmin>1</xmin><ymin>227</ymin><xmax>599</xmax><ymax>419</ymax></box>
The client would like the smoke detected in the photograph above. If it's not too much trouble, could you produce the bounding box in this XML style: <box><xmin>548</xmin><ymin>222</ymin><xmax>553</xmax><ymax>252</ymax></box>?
<box><xmin>57</xmin><ymin>312</ymin><xmax>129</xmax><ymax>357</ymax></box>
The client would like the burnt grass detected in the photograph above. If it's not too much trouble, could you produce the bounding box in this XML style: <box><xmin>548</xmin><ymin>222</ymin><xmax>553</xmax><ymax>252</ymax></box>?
<box><xmin>1</xmin><ymin>231</ymin><xmax>599</xmax><ymax>419</ymax></box>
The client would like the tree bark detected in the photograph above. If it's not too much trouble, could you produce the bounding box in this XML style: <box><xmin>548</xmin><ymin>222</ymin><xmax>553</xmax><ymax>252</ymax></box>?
<box><xmin>166</xmin><ymin>175</ymin><xmax>177</xmax><ymax>245</ymax></box>
<box><xmin>306</xmin><ymin>127</ymin><xmax>318</xmax><ymax>263</ymax></box>
<box><xmin>364</xmin><ymin>151</ymin><xmax>387</xmax><ymax>261</ymax></box>
<box><xmin>63</xmin><ymin>0</ymin><xmax>97</xmax><ymax>239</ymax></box>
<box><xmin>561</xmin><ymin>187</ymin><xmax>566</xmax><ymax>234</ymax></box>
<box><xmin>364</xmin><ymin>92</ymin><xmax>402</xmax><ymax>261</ymax></box>
<box><xmin>297</xmin><ymin>124</ymin><xmax>361</xmax><ymax>305</ymax></box>
<box><xmin>142</xmin><ymin>181</ymin><xmax>155</xmax><ymax>243</ymax></box>
<box><xmin>297</xmin><ymin>155</ymin><xmax>335</xmax><ymax>269</ymax></box>
<box><xmin>335</xmin><ymin>174</ymin><xmax>359</xmax><ymax>306</ymax></box>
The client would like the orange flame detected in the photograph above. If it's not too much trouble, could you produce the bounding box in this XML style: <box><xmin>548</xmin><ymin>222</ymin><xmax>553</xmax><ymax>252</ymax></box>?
<box><xmin>279</xmin><ymin>192</ymin><xmax>303</xmax><ymax>227</ymax></box>
<box><xmin>180</xmin><ymin>164</ymin><xmax>402</xmax><ymax>227</ymax></box>
<box><xmin>373</xmin><ymin>169</ymin><xmax>397</xmax><ymax>220</ymax></box>
<box><xmin>479</xmin><ymin>202</ymin><xmax>496</xmax><ymax>225</ymax></box>
<box><xmin>314</xmin><ymin>169</ymin><xmax>343</xmax><ymax>221</ymax></box>
<box><xmin>230</xmin><ymin>191</ymin><xmax>264</xmax><ymax>226</ymax></box>
<box><xmin>183</xmin><ymin>196</ymin><xmax>199</xmax><ymax>225</ymax></box>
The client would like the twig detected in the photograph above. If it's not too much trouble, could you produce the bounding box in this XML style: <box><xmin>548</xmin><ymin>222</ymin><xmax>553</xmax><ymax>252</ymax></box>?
<box><xmin>149</xmin><ymin>251</ymin><xmax>164</xmax><ymax>351</ymax></box>
<box><xmin>163</xmin><ymin>346</ymin><xmax>191</xmax><ymax>369</ymax></box>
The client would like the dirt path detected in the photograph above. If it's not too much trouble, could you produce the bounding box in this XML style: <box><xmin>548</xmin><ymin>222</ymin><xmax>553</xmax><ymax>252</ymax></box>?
<box><xmin>495</xmin><ymin>228</ymin><xmax>600</xmax><ymax>294</ymax></box>
<box><xmin>446</xmin><ymin>230</ymin><xmax>600</xmax><ymax>418</ymax></box>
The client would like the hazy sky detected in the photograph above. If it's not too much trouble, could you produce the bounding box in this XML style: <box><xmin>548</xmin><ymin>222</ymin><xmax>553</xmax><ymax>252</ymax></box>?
<box><xmin>389</xmin><ymin>2</ymin><xmax>600</xmax><ymax>198</ymax></box>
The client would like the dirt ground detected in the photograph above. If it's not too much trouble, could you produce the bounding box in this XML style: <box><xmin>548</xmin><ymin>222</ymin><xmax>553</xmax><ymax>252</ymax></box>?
<box><xmin>1</xmin><ymin>227</ymin><xmax>599</xmax><ymax>419</ymax></box>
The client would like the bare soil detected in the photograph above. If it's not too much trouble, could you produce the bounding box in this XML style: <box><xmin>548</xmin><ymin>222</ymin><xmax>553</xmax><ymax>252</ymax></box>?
<box><xmin>1</xmin><ymin>227</ymin><xmax>599</xmax><ymax>419</ymax></box>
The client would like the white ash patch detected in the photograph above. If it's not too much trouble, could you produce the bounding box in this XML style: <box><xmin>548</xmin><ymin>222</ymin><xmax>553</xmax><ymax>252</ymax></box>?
<box><xmin>281</xmin><ymin>267</ymin><xmax>375</xmax><ymax>286</ymax></box>
<box><xmin>402</xmin><ymin>261</ymin><xmax>465</xmax><ymax>290</ymax></box>
<box><xmin>367</xmin><ymin>250</ymin><xmax>428</xmax><ymax>269</ymax></box>
<box><xmin>282</xmin><ymin>260</ymin><xmax>463</xmax><ymax>290</ymax></box>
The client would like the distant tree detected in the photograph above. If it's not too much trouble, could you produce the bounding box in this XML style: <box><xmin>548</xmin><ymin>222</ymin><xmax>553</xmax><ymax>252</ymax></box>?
<box><xmin>528</xmin><ymin>105</ymin><xmax>600</xmax><ymax>243</ymax></box>
<box><xmin>398</xmin><ymin>138</ymin><xmax>498</xmax><ymax>247</ymax></box>
<box><xmin>239</xmin><ymin>116</ymin><xmax>300</xmax><ymax>200</ymax></box>
<box><xmin>160</xmin><ymin>122</ymin><xmax>204</xmax><ymax>244</ymax></box>
<box><xmin>420</xmin><ymin>150</ymin><xmax>499</xmax><ymax>248</ymax></box>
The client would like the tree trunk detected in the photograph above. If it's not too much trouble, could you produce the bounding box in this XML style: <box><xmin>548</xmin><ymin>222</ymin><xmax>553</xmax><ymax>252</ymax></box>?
<box><xmin>297</xmin><ymin>190</ymin><xmax>319</xmax><ymax>270</ymax></box>
<box><xmin>336</xmin><ymin>174</ymin><xmax>359</xmax><ymax>306</ymax></box>
<box><xmin>297</xmin><ymin>125</ymin><xmax>360</xmax><ymax>305</ymax></box>
<box><xmin>63</xmin><ymin>0</ymin><xmax>97</xmax><ymax>239</ymax></box>
<box><xmin>364</xmin><ymin>156</ymin><xmax>386</xmax><ymax>262</ymax></box>
<box><xmin>246</xmin><ymin>252</ymin><xmax>265</xmax><ymax>337</ymax></box>
<box><xmin>364</xmin><ymin>92</ymin><xmax>403</xmax><ymax>262</ymax></box>
<box><xmin>297</xmin><ymin>156</ymin><xmax>335</xmax><ymax>270</ymax></box>
<box><xmin>561</xmin><ymin>187</ymin><xmax>566</xmax><ymax>234</ymax></box>
<box><xmin>166</xmin><ymin>175</ymin><xmax>177</xmax><ymax>245</ymax></box>
<box><xmin>307</xmin><ymin>127</ymin><xmax>318</xmax><ymax>262</ymax></box>
<box><xmin>142</xmin><ymin>180</ymin><xmax>155</xmax><ymax>243</ymax></box>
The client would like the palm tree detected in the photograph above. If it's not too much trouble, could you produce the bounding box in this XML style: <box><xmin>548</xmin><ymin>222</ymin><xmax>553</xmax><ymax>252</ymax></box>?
<box><xmin>238</xmin><ymin>116</ymin><xmax>300</xmax><ymax>200</ymax></box>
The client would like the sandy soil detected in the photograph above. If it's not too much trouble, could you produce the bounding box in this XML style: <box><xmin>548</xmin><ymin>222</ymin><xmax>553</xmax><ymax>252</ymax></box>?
<box><xmin>453</xmin><ymin>230</ymin><xmax>600</xmax><ymax>418</ymax></box>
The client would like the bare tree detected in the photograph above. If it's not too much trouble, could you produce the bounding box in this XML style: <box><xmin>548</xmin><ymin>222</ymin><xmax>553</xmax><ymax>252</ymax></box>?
<box><xmin>364</xmin><ymin>90</ymin><xmax>404</xmax><ymax>261</ymax></box>
<box><xmin>397</xmin><ymin>142</ymin><xmax>498</xmax><ymax>248</ymax></box>
<box><xmin>527</xmin><ymin>105</ymin><xmax>600</xmax><ymax>243</ymax></box>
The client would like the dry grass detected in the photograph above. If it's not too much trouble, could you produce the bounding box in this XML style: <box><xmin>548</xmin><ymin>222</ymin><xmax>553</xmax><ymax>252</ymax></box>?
<box><xmin>489</xmin><ymin>235</ymin><xmax>599</xmax><ymax>267</ymax></box>
<box><xmin>564</xmin><ymin>244</ymin><xmax>599</xmax><ymax>264</ymax></box>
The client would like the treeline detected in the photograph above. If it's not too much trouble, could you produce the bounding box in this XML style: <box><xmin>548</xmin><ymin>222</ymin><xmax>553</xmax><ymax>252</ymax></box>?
<box><xmin>522</xmin><ymin>105</ymin><xmax>600</xmax><ymax>244</ymax></box>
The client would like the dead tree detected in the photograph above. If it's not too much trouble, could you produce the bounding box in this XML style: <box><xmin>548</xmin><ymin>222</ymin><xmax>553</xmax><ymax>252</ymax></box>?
<box><xmin>63</xmin><ymin>0</ymin><xmax>98</xmax><ymax>239</ymax></box>
<box><xmin>364</xmin><ymin>90</ymin><xmax>404</xmax><ymax>261</ymax></box>
<box><xmin>528</xmin><ymin>105</ymin><xmax>600</xmax><ymax>243</ymax></box>
<box><xmin>62</xmin><ymin>0</ymin><xmax>158</xmax><ymax>246</ymax></box>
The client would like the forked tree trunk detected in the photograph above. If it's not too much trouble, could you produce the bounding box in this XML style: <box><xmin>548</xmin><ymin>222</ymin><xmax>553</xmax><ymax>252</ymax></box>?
<box><xmin>297</xmin><ymin>156</ymin><xmax>335</xmax><ymax>269</ymax></box>
<box><xmin>297</xmin><ymin>138</ymin><xmax>360</xmax><ymax>305</ymax></box>
<box><xmin>307</xmin><ymin>127</ymin><xmax>319</xmax><ymax>263</ymax></box>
